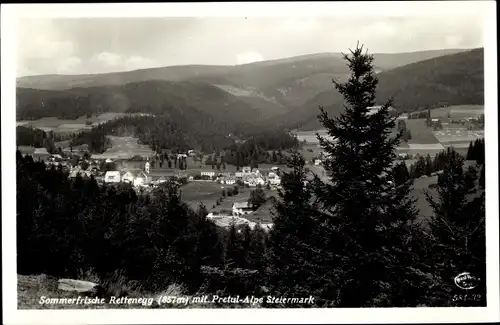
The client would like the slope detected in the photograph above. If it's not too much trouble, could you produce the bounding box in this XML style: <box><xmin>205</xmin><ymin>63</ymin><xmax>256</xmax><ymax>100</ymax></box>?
<box><xmin>280</xmin><ymin>48</ymin><xmax>484</xmax><ymax>130</ymax></box>
<box><xmin>16</xmin><ymin>80</ymin><xmax>261</xmax><ymax>125</ymax></box>
<box><xmin>16</xmin><ymin>49</ymin><xmax>470</xmax><ymax>119</ymax></box>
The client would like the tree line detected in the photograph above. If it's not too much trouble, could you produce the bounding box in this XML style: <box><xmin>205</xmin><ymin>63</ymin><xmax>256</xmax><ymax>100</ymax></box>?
<box><xmin>391</xmin><ymin>138</ymin><xmax>485</xmax><ymax>185</ymax></box>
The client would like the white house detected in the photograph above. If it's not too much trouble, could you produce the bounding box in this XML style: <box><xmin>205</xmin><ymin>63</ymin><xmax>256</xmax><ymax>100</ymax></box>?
<box><xmin>221</xmin><ymin>177</ymin><xmax>236</xmax><ymax>185</ymax></box>
<box><xmin>104</xmin><ymin>171</ymin><xmax>121</xmax><ymax>183</ymax></box>
<box><xmin>235</xmin><ymin>172</ymin><xmax>244</xmax><ymax>178</ymax></box>
<box><xmin>251</xmin><ymin>168</ymin><xmax>260</xmax><ymax>175</ymax></box>
<box><xmin>122</xmin><ymin>170</ymin><xmax>150</xmax><ymax>186</ymax></box>
<box><xmin>268</xmin><ymin>171</ymin><xmax>278</xmax><ymax>179</ymax></box>
<box><xmin>255</xmin><ymin>177</ymin><xmax>265</xmax><ymax>186</ymax></box>
<box><xmin>201</xmin><ymin>171</ymin><xmax>215</xmax><ymax>178</ymax></box>
<box><xmin>271</xmin><ymin>166</ymin><xmax>279</xmax><ymax>172</ymax></box>
<box><xmin>155</xmin><ymin>176</ymin><xmax>168</xmax><ymax>184</ymax></box>
<box><xmin>268</xmin><ymin>177</ymin><xmax>281</xmax><ymax>186</ymax></box>
<box><xmin>133</xmin><ymin>171</ymin><xmax>149</xmax><ymax>186</ymax></box>
<box><xmin>314</xmin><ymin>159</ymin><xmax>322</xmax><ymax>166</ymax></box>
<box><xmin>241</xmin><ymin>166</ymin><xmax>252</xmax><ymax>173</ymax></box>
<box><xmin>50</xmin><ymin>154</ymin><xmax>63</xmax><ymax>161</ymax></box>
<box><xmin>232</xmin><ymin>202</ymin><xmax>254</xmax><ymax>216</ymax></box>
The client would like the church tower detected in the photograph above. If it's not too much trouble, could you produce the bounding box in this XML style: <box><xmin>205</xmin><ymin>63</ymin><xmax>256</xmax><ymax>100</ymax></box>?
<box><xmin>145</xmin><ymin>158</ymin><xmax>150</xmax><ymax>174</ymax></box>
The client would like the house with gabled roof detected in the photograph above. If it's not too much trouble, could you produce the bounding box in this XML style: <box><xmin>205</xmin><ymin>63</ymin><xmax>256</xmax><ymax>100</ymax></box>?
<box><xmin>121</xmin><ymin>169</ymin><xmax>150</xmax><ymax>186</ymax></box>
<box><xmin>104</xmin><ymin>171</ymin><xmax>121</xmax><ymax>183</ymax></box>
<box><xmin>33</xmin><ymin>147</ymin><xmax>51</xmax><ymax>161</ymax></box>
<box><xmin>232</xmin><ymin>202</ymin><xmax>254</xmax><ymax>216</ymax></box>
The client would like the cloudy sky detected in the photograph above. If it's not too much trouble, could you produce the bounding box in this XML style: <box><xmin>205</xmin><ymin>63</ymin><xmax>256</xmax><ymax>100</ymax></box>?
<box><xmin>17</xmin><ymin>11</ymin><xmax>484</xmax><ymax>76</ymax></box>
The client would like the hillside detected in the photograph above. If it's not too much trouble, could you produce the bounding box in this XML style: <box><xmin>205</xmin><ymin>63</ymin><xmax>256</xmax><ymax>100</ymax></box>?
<box><xmin>17</xmin><ymin>48</ymin><xmax>470</xmax><ymax>119</ymax></box>
<box><xmin>16</xmin><ymin>80</ymin><xmax>261</xmax><ymax>124</ymax></box>
<box><xmin>281</xmin><ymin>48</ymin><xmax>484</xmax><ymax>130</ymax></box>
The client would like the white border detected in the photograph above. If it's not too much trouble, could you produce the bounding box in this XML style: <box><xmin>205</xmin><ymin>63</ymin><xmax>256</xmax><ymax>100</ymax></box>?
<box><xmin>2</xmin><ymin>2</ymin><xmax>498</xmax><ymax>324</ymax></box>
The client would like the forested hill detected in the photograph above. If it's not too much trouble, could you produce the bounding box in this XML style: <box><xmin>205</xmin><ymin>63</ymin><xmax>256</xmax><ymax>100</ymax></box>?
<box><xmin>274</xmin><ymin>48</ymin><xmax>484</xmax><ymax>130</ymax></box>
<box><xmin>16</xmin><ymin>80</ymin><xmax>261</xmax><ymax>123</ymax></box>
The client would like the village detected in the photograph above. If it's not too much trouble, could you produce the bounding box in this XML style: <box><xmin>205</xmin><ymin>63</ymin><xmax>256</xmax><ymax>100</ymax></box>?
<box><xmin>17</xmin><ymin>146</ymin><xmax>282</xmax><ymax>232</ymax></box>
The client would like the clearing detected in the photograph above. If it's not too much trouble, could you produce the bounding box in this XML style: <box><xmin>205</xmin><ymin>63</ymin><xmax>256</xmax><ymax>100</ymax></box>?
<box><xmin>91</xmin><ymin>136</ymin><xmax>156</xmax><ymax>160</ymax></box>
<box><xmin>180</xmin><ymin>182</ymin><xmax>251</xmax><ymax>211</ymax></box>
<box><xmin>16</xmin><ymin>113</ymin><xmax>154</xmax><ymax>135</ymax></box>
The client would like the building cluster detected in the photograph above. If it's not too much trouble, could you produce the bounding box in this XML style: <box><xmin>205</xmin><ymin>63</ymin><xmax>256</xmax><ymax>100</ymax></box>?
<box><xmin>218</xmin><ymin>166</ymin><xmax>282</xmax><ymax>187</ymax></box>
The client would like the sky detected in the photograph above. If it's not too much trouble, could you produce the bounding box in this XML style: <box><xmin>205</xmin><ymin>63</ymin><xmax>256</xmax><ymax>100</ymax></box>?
<box><xmin>16</xmin><ymin>10</ymin><xmax>485</xmax><ymax>77</ymax></box>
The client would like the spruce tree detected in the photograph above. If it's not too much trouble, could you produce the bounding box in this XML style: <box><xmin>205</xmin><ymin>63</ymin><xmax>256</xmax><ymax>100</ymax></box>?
<box><xmin>266</xmin><ymin>151</ymin><xmax>323</xmax><ymax>305</ymax></box>
<box><xmin>310</xmin><ymin>43</ymin><xmax>427</xmax><ymax>307</ymax></box>
<box><xmin>425</xmin><ymin>148</ymin><xmax>486</xmax><ymax>306</ymax></box>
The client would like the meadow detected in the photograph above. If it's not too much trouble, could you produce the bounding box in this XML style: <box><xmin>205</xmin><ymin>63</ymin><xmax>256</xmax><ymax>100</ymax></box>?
<box><xmin>90</xmin><ymin>136</ymin><xmax>156</xmax><ymax>160</ymax></box>
<box><xmin>180</xmin><ymin>181</ymin><xmax>252</xmax><ymax>211</ymax></box>
<box><xmin>427</xmin><ymin>105</ymin><xmax>484</xmax><ymax>119</ymax></box>
<box><xmin>16</xmin><ymin>112</ymin><xmax>154</xmax><ymax>135</ymax></box>
<box><xmin>405</xmin><ymin>119</ymin><xmax>440</xmax><ymax>144</ymax></box>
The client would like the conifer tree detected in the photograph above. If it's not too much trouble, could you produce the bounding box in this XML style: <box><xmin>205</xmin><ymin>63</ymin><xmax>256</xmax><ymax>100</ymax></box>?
<box><xmin>425</xmin><ymin>154</ymin><xmax>433</xmax><ymax>176</ymax></box>
<box><xmin>425</xmin><ymin>148</ymin><xmax>486</xmax><ymax>306</ymax></box>
<box><xmin>266</xmin><ymin>151</ymin><xmax>323</xmax><ymax>304</ymax></box>
<box><xmin>310</xmin><ymin>43</ymin><xmax>427</xmax><ymax>306</ymax></box>
<box><xmin>225</xmin><ymin>222</ymin><xmax>245</xmax><ymax>268</ymax></box>
<box><xmin>393</xmin><ymin>161</ymin><xmax>411</xmax><ymax>186</ymax></box>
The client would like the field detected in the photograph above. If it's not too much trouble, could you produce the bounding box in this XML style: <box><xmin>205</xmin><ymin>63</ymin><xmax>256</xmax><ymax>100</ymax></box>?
<box><xmin>294</xmin><ymin>129</ymin><xmax>333</xmax><ymax>144</ymax></box>
<box><xmin>405</xmin><ymin>119</ymin><xmax>440</xmax><ymax>144</ymax></box>
<box><xmin>427</xmin><ymin>105</ymin><xmax>484</xmax><ymax>119</ymax></box>
<box><xmin>16</xmin><ymin>112</ymin><xmax>154</xmax><ymax>135</ymax></box>
<box><xmin>433</xmin><ymin>128</ymin><xmax>483</xmax><ymax>145</ymax></box>
<box><xmin>179</xmin><ymin>180</ymin><xmax>277</xmax><ymax>224</ymax></box>
<box><xmin>180</xmin><ymin>181</ymin><xmax>252</xmax><ymax>211</ymax></box>
<box><xmin>91</xmin><ymin>136</ymin><xmax>156</xmax><ymax>160</ymax></box>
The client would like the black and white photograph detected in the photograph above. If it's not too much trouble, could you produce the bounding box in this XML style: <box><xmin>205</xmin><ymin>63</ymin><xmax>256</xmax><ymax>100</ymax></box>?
<box><xmin>2</xmin><ymin>2</ymin><xmax>499</xmax><ymax>324</ymax></box>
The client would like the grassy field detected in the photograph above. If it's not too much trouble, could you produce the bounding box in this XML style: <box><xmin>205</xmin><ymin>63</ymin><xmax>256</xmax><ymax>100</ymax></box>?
<box><xmin>180</xmin><ymin>182</ymin><xmax>249</xmax><ymax>211</ymax></box>
<box><xmin>16</xmin><ymin>113</ymin><xmax>154</xmax><ymax>135</ymax></box>
<box><xmin>90</xmin><ymin>136</ymin><xmax>156</xmax><ymax>160</ymax></box>
<box><xmin>433</xmin><ymin>128</ymin><xmax>483</xmax><ymax>144</ymax></box>
<box><xmin>180</xmin><ymin>181</ymin><xmax>277</xmax><ymax>223</ymax></box>
<box><xmin>405</xmin><ymin>119</ymin><xmax>440</xmax><ymax>144</ymax></box>
<box><xmin>425</xmin><ymin>105</ymin><xmax>484</xmax><ymax>119</ymax></box>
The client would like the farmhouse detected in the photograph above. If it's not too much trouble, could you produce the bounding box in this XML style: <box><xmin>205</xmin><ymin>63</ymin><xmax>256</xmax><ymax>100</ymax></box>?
<box><xmin>268</xmin><ymin>177</ymin><xmax>281</xmax><ymax>186</ymax></box>
<box><xmin>121</xmin><ymin>170</ymin><xmax>150</xmax><ymax>186</ymax></box>
<box><xmin>201</xmin><ymin>171</ymin><xmax>216</xmax><ymax>178</ymax></box>
<box><xmin>33</xmin><ymin>148</ymin><xmax>51</xmax><ymax>161</ymax></box>
<box><xmin>232</xmin><ymin>202</ymin><xmax>254</xmax><ymax>216</ymax></box>
<box><xmin>104</xmin><ymin>171</ymin><xmax>121</xmax><ymax>183</ymax></box>
<box><xmin>268</xmin><ymin>171</ymin><xmax>278</xmax><ymax>178</ymax></box>
<box><xmin>220</xmin><ymin>176</ymin><xmax>237</xmax><ymax>185</ymax></box>
<box><xmin>17</xmin><ymin>146</ymin><xmax>35</xmax><ymax>157</ymax></box>
<box><xmin>68</xmin><ymin>169</ymin><xmax>91</xmax><ymax>179</ymax></box>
